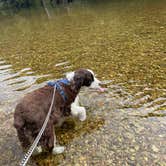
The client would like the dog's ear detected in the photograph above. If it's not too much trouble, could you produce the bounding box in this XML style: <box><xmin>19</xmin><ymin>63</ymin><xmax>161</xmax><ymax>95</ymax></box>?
<box><xmin>73</xmin><ymin>74</ymin><xmax>84</xmax><ymax>91</ymax></box>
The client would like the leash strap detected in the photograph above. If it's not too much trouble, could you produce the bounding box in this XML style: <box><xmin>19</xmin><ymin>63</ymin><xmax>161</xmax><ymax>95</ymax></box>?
<box><xmin>20</xmin><ymin>86</ymin><xmax>56</xmax><ymax>166</ymax></box>
<box><xmin>47</xmin><ymin>79</ymin><xmax>70</xmax><ymax>101</ymax></box>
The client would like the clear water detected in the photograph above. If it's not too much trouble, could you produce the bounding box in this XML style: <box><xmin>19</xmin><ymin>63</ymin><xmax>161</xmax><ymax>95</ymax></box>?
<box><xmin>0</xmin><ymin>0</ymin><xmax>165</xmax><ymax>165</ymax></box>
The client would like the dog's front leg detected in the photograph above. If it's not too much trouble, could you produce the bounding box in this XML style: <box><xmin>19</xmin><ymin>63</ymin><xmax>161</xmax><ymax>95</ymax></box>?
<box><xmin>71</xmin><ymin>96</ymin><xmax>87</xmax><ymax>121</ymax></box>
<box><xmin>52</xmin><ymin>131</ymin><xmax>65</xmax><ymax>154</ymax></box>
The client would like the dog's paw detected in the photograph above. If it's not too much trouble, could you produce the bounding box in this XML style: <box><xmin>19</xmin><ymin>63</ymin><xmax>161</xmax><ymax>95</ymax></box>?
<box><xmin>32</xmin><ymin>146</ymin><xmax>42</xmax><ymax>156</ymax></box>
<box><xmin>52</xmin><ymin>146</ymin><xmax>65</xmax><ymax>154</ymax></box>
<box><xmin>78</xmin><ymin>107</ymin><xmax>86</xmax><ymax>121</ymax></box>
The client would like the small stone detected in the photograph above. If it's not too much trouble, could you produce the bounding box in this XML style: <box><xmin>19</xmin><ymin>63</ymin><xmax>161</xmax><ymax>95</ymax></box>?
<box><xmin>144</xmin><ymin>157</ymin><xmax>148</xmax><ymax>161</ymax></box>
<box><xmin>160</xmin><ymin>26</ymin><xmax>164</xmax><ymax>29</ymax></box>
<box><xmin>135</xmin><ymin>145</ymin><xmax>139</xmax><ymax>151</ymax></box>
<box><xmin>152</xmin><ymin>145</ymin><xmax>159</xmax><ymax>152</ymax></box>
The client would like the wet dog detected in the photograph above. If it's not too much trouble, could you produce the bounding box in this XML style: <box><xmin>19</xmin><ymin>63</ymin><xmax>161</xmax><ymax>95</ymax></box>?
<box><xmin>14</xmin><ymin>69</ymin><xmax>102</xmax><ymax>154</ymax></box>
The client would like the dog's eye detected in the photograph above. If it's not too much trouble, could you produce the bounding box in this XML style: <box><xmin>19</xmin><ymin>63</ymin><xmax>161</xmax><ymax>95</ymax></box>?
<box><xmin>88</xmin><ymin>80</ymin><xmax>92</xmax><ymax>86</ymax></box>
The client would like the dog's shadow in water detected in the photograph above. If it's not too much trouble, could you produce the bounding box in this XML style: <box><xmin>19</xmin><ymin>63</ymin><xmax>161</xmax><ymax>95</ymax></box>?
<box><xmin>33</xmin><ymin>115</ymin><xmax>105</xmax><ymax>165</ymax></box>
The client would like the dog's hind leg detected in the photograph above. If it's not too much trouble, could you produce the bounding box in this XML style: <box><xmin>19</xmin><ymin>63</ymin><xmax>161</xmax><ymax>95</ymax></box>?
<box><xmin>52</xmin><ymin>131</ymin><xmax>65</xmax><ymax>154</ymax></box>
<box><xmin>17</xmin><ymin>128</ymin><xmax>31</xmax><ymax>149</ymax></box>
<box><xmin>14</xmin><ymin>115</ymin><xmax>31</xmax><ymax>149</ymax></box>
<box><xmin>33</xmin><ymin>121</ymin><xmax>54</xmax><ymax>155</ymax></box>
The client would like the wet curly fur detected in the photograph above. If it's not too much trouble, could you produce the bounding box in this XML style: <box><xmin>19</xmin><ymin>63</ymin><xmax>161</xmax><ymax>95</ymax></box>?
<box><xmin>14</xmin><ymin>69</ymin><xmax>100</xmax><ymax>154</ymax></box>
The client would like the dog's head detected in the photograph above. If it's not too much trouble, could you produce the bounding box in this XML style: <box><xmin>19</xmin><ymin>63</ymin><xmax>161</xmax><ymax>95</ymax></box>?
<box><xmin>66</xmin><ymin>69</ymin><xmax>101</xmax><ymax>91</ymax></box>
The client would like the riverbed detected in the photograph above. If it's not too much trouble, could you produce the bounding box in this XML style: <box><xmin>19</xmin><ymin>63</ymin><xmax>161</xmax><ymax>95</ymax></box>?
<box><xmin>0</xmin><ymin>0</ymin><xmax>165</xmax><ymax>165</ymax></box>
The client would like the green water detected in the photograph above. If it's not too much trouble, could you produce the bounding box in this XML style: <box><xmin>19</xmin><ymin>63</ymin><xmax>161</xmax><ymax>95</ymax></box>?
<box><xmin>0</xmin><ymin>0</ymin><xmax>165</xmax><ymax>165</ymax></box>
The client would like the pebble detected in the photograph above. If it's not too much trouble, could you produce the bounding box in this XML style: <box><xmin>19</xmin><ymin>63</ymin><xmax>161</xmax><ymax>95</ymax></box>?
<box><xmin>152</xmin><ymin>145</ymin><xmax>159</xmax><ymax>153</ymax></box>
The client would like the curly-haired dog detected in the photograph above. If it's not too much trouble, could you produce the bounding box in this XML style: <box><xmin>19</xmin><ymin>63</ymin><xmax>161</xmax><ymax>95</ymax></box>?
<box><xmin>14</xmin><ymin>69</ymin><xmax>102</xmax><ymax>154</ymax></box>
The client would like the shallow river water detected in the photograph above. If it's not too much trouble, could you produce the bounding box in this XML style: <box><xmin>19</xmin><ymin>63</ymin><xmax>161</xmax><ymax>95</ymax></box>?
<box><xmin>0</xmin><ymin>0</ymin><xmax>166</xmax><ymax>165</ymax></box>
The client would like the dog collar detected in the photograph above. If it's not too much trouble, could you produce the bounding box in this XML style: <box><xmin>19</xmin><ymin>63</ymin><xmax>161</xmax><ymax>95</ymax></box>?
<box><xmin>47</xmin><ymin>79</ymin><xmax>70</xmax><ymax>101</ymax></box>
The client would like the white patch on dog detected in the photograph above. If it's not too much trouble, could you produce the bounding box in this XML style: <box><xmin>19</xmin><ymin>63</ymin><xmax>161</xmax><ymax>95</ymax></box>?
<box><xmin>52</xmin><ymin>146</ymin><xmax>65</xmax><ymax>154</ymax></box>
<box><xmin>66</xmin><ymin>71</ymin><xmax>75</xmax><ymax>81</ymax></box>
<box><xmin>87</xmin><ymin>69</ymin><xmax>101</xmax><ymax>89</ymax></box>
<box><xmin>71</xmin><ymin>96</ymin><xmax>87</xmax><ymax>121</ymax></box>
<box><xmin>52</xmin><ymin>131</ymin><xmax>65</xmax><ymax>154</ymax></box>
<box><xmin>87</xmin><ymin>69</ymin><xmax>94</xmax><ymax>75</ymax></box>
<box><xmin>90</xmin><ymin>77</ymin><xmax>101</xmax><ymax>89</ymax></box>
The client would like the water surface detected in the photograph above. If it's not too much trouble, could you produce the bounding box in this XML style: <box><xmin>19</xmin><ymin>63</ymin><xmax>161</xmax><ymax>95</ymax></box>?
<box><xmin>0</xmin><ymin>0</ymin><xmax>165</xmax><ymax>165</ymax></box>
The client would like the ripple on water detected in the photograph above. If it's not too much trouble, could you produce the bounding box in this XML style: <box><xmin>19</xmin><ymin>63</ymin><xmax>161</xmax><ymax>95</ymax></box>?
<box><xmin>0</xmin><ymin>60</ymin><xmax>49</xmax><ymax>112</ymax></box>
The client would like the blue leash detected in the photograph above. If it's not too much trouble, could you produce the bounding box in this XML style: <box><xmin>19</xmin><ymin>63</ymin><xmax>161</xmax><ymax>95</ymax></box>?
<box><xmin>47</xmin><ymin>79</ymin><xmax>70</xmax><ymax>101</ymax></box>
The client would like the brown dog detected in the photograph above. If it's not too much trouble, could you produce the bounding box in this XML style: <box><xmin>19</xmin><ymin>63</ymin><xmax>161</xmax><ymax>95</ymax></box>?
<box><xmin>14</xmin><ymin>69</ymin><xmax>102</xmax><ymax>154</ymax></box>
